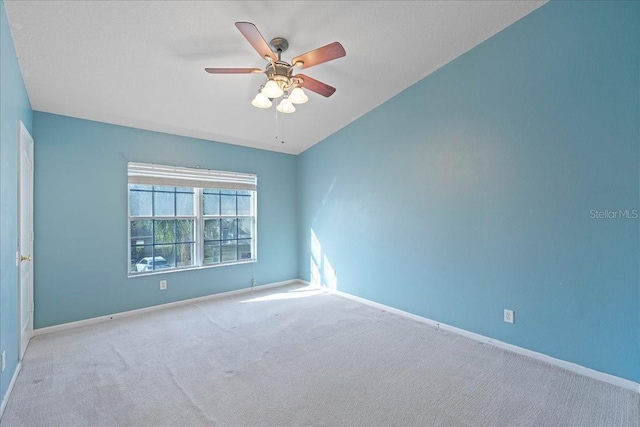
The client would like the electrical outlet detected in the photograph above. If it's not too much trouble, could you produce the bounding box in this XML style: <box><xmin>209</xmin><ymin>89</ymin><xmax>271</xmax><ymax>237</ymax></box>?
<box><xmin>1</xmin><ymin>351</ymin><xmax>5</xmax><ymax>372</ymax></box>
<box><xmin>504</xmin><ymin>309</ymin><xmax>514</xmax><ymax>324</ymax></box>
<box><xmin>159</xmin><ymin>280</ymin><xmax>167</xmax><ymax>290</ymax></box>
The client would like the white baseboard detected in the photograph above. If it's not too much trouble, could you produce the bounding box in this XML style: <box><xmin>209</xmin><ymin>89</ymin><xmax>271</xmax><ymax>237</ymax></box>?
<box><xmin>32</xmin><ymin>278</ymin><xmax>640</xmax><ymax>394</ymax></box>
<box><xmin>0</xmin><ymin>361</ymin><xmax>22</xmax><ymax>420</ymax></box>
<box><xmin>34</xmin><ymin>279</ymin><xmax>298</xmax><ymax>336</ymax></box>
<box><xmin>301</xmin><ymin>281</ymin><xmax>640</xmax><ymax>394</ymax></box>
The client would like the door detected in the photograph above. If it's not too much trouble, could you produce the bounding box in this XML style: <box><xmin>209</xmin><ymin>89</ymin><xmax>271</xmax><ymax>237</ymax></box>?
<box><xmin>18</xmin><ymin>120</ymin><xmax>34</xmax><ymax>359</ymax></box>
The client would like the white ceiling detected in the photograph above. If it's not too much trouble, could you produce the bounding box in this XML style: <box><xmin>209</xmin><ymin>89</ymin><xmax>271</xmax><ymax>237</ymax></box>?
<box><xmin>4</xmin><ymin>1</ymin><xmax>546</xmax><ymax>155</ymax></box>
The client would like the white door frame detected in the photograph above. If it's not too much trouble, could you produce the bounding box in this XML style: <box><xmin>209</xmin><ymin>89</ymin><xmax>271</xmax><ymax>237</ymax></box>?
<box><xmin>18</xmin><ymin>120</ymin><xmax>34</xmax><ymax>359</ymax></box>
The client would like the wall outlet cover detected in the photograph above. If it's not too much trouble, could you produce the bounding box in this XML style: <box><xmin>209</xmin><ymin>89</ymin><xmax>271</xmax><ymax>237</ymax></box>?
<box><xmin>504</xmin><ymin>309</ymin><xmax>514</xmax><ymax>324</ymax></box>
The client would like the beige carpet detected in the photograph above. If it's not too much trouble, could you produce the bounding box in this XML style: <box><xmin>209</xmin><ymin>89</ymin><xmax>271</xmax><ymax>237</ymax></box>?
<box><xmin>1</xmin><ymin>284</ymin><xmax>638</xmax><ymax>426</ymax></box>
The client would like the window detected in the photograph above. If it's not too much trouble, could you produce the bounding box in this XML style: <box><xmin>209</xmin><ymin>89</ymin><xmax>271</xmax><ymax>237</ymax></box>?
<box><xmin>128</xmin><ymin>163</ymin><xmax>257</xmax><ymax>275</ymax></box>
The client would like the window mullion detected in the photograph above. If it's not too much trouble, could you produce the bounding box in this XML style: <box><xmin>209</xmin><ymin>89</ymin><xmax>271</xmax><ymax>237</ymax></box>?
<box><xmin>235</xmin><ymin>194</ymin><xmax>239</xmax><ymax>261</ymax></box>
<box><xmin>196</xmin><ymin>188</ymin><xmax>204</xmax><ymax>267</ymax></box>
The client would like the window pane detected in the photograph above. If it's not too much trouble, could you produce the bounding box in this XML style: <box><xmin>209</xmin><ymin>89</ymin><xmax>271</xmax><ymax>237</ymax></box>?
<box><xmin>221</xmin><ymin>190</ymin><xmax>235</xmax><ymax>195</ymax></box>
<box><xmin>176</xmin><ymin>243</ymin><xmax>195</xmax><ymax>267</ymax></box>
<box><xmin>204</xmin><ymin>219</ymin><xmax>220</xmax><ymax>241</ymax></box>
<box><xmin>130</xmin><ymin>245</ymin><xmax>148</xmax><ymax>272</ymax></box>
<box><xmin>154</xmin><ymin>186</ymin><xmax>174</xmax><ymax>192</ymax></box>
<box><xmin>176</xmin><ymin>220</ymin><xmax>194</xmax><ymax>243</ymax></box>
<box><xmin>130</xmin><ymin>190</ymin><xmax>152</xmax><ymax>216</ymax></box>
<box><xmin>204</xmin><ymin>243</ymin><xmax>220</xmax><ymax>265</ymax></box>
<box><xmin>130</xmin><ymin>220</ymin><xmax>152</xmax><ymax>242</ymax></box>
<box><xmin>133</xmin><ymin>252</ymin><xmax>166</xmax><ymax>273</ymax></box>
<box><xmin>203</xmin><ymin>194</ymin><xmax>220</xmax><ymax>215</ymax></box>
<box><xmin>130</xmin><ymin>184</ymin><xmax>152</xmax><ymax>191</ymax></box>
<box><xmin>176</xmin><ymin>193</ymin><xmax>194</xmax><ymax>216</ymax></box>
<box><xmin>154</xmin><ymin>220</ymin><xmax>175</xmax><ymax>243</ymax></box>
<box><xmin>154</xmin><ymin>245</ymin><xmax>174</xmax><ymax>269</ymax></box>
<box><xmin>176</xmin><ymin>187</ymin><xmax>193</xmax><ymax>193</ymax></box>
<box><xmin>237</xmin><ymin>195</ymin><xmax>251</xmax><ymax>216</ymax></box>
<box><xmin>237</xmin><ymin>190</ymin><xmax>251</xmax><ymax>196</ymax></box>
<box><xmin>238</xmin><ymin>239</ymin><xmax>252</xmax><ymax>260</ymax></box>
<box><xmin>220</xmin><ymin>195</ymin><xmax>236</xmax><ymax>216</ymax></box>
<box><xmin>221</xmin><ymin>241</ymin><xmax>237</xmax><ymax>262</ymax></box>
<box><xmin>238</xmin><ymin>218</ymin><xmax>252</xmax><ymax>239</ymax></box>
<box><xmin>154</xmin><ymin>192</ymin><xmax>175</xmax><ymax>216</ymax></box>
<box><xmin>221</xmin><ymin>218</ymin><xmax>237</xmax><ymax>240</ymax></box>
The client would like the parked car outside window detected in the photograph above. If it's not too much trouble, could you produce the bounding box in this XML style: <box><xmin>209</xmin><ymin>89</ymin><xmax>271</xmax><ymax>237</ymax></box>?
<box><xmin>136</xmin><ymin>256</ymin><xmax>169</xmax><ymax>272</ymax></box>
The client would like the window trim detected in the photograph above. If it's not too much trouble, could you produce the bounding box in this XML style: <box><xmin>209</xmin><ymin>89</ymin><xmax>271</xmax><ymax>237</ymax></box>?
<box><xmin>127</xmin><ymin>163</ymin><xmax>257</xmax><ymax>277</ymax></box>
<box><xmin>128</xmin><ymin>162</ymin><xmax>257</xmax><ymax>191</ymax></box>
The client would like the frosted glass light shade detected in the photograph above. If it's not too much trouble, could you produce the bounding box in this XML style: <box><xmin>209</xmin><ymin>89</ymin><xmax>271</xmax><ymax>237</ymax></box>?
<box><xmin>289</xmin><ymin>87</ymin><xmax>308</xmax><ymax>104</ymax></box>
<box><xmin>261</xmin><ymin>80</ymin><xmax>284</xmax><ymax>98</ymax></box>
<box><xmin>276</xmin><ymin>98</ymin><xmax>296</xmax><ymax>114</ymax></box>
<box><xmin>251</xmin><ymin>92</ymin><xmax>272</xmax><ymax>108</ymax></box>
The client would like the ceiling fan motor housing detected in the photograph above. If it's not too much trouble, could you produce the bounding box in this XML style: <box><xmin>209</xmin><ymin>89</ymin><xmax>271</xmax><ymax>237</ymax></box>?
<box><xmin>266</xmin><ymin>62</ymin><xmax>295</xmax><ymax>90</ymax></box>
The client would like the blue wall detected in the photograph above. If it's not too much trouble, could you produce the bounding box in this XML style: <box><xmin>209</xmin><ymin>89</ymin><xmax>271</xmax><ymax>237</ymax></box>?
<box><xmin>298</xmin><ymin>1</ymin><xmax>639</xmax><ymax>383</ymax></box>
<box><xmin>3</xmin><ymin>0</ymin><xmax>638</xmax><ymax>398</ymax></box>
<box><xmin>0</xmin><ymin>0</ymin><xmax>33</xmax><ymax>406</ymax></box>
<box><xmin>32</xmin><ymin>112</ymin><xmax>297</xmax><ymax>328</ymax></box>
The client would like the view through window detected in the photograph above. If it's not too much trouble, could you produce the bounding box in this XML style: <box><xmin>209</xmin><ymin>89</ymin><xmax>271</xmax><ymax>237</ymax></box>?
<box><xmin>128</xmin><ymin>163</ymin><xmax>256</xmax><ymax>275</ymax></box>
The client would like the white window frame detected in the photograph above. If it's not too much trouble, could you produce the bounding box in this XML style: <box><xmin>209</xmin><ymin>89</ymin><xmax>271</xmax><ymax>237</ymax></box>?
<box><xmin>127</xmin><ymin>162</ymin><xmax>257</xmax><ymax>277</ymax></box>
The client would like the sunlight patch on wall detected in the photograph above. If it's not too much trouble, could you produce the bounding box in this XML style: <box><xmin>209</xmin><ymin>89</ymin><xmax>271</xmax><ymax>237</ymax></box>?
<box><xmin>311</xmin><ymin>229</ymin><xmax>322</xmax><ymax>286</ymax></box>
<box><xmin>311</xmin><ymin>256</ymin><xmax>321</xmax><ymax>286</ymax></box>
<box><xmin>310</xmin><ymin>228</ymin><xmax>338</xmax><ymax>290</ymax></box>
<box><xmin>323</xmin><ymin>255</ymin><xmax>337</xmax><ymax>290</ymax></box>
<box><xmin>311</xmin><ymin>229</ymin><xmax>322</xmax><ymax>266</ymax></box>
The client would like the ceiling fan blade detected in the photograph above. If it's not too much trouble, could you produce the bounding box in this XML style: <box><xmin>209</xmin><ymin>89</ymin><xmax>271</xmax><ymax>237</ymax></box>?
<box><xmin>291</xmin><ymin>42</ymin><xmax>346</xmax><ymax>69</ymax></box>
<box><xmin>235</xmin><ymin>22</ymin><xmax>277</xmax><ymax>61</ymax></box>
<box><xmin>295</xmin><ymin>74</ymin><xmax>336</xmax><ymax>97</ymax></box>
<box><xmin>204</xmin><ymin>68</ymin><xmax>262</xmax><ymax>74</ymax></box>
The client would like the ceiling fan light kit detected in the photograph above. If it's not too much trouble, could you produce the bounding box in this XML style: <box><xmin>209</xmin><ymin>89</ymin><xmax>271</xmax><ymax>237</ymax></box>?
<box><xmin>206</xmin><ymin>22</ymin><xmax>345</xmax><ymax>114</ymax></box>
<box><xmin>261</xmin><ymin>79</ymin><xmax>284</xmax><ymax>99</ymax></box>
<box><xmin>289</xmin><ymin>86</ymin><xmax>308</xmax><ymax>104</ymax></box>
<box><xmin>251</xmin><ymin>89</ymin><xmax>272</xmax><ymax>109</ymax></box>
<box><xmin>276</xmin><ymin>95</ymin><xmax>296</xmax><ymax>114</ymax></box>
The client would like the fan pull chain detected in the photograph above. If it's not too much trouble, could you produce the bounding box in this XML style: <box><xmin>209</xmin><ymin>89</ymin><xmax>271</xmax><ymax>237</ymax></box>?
<box><xmin>274</xmin><ymin>101</ymin><xmax>279</xmax><ymax>142</ymax></box>
<box><xmin>274</xmin><ymin>100</ymin><xmax>285</xmax><ymax>144</ymax></box>
<box><xmin>281</xmin><ymin>117</ymin><xmax>285</xmax><ymax>144</ymax></box>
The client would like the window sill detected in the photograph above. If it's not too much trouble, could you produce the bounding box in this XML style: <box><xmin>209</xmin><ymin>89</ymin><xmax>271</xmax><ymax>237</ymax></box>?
<box><xmin>128</xmin><ymin>259</ymin><xmax>257</xmax><ymax>278</ymax></box>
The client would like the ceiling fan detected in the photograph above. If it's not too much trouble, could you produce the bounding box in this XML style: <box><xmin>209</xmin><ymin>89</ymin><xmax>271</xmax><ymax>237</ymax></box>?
<box><xmin>205</xmin><ymin>22</ymin><xmax>346</xmax><ymax>113</ymax></box>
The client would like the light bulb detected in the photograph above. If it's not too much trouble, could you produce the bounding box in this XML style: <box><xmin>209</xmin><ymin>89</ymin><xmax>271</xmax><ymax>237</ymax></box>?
<box><xmin>261</xmin><ymin>80</ymin><xmax>284</xmax><ymax>98</ymax></box>
<box><xmin>277</xmin><ymin>97</ymin><xmax>296</xmax><ymax>114</ymax></box>
<box><xmin>289</xmin><ymin>87</ymin><xmax>308</xmax><ymax>104</ymax></box>
<box><xmin>251</xmin><ymin>92</ymin><xmax>272</xmax><ymax>108</ymax></box>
